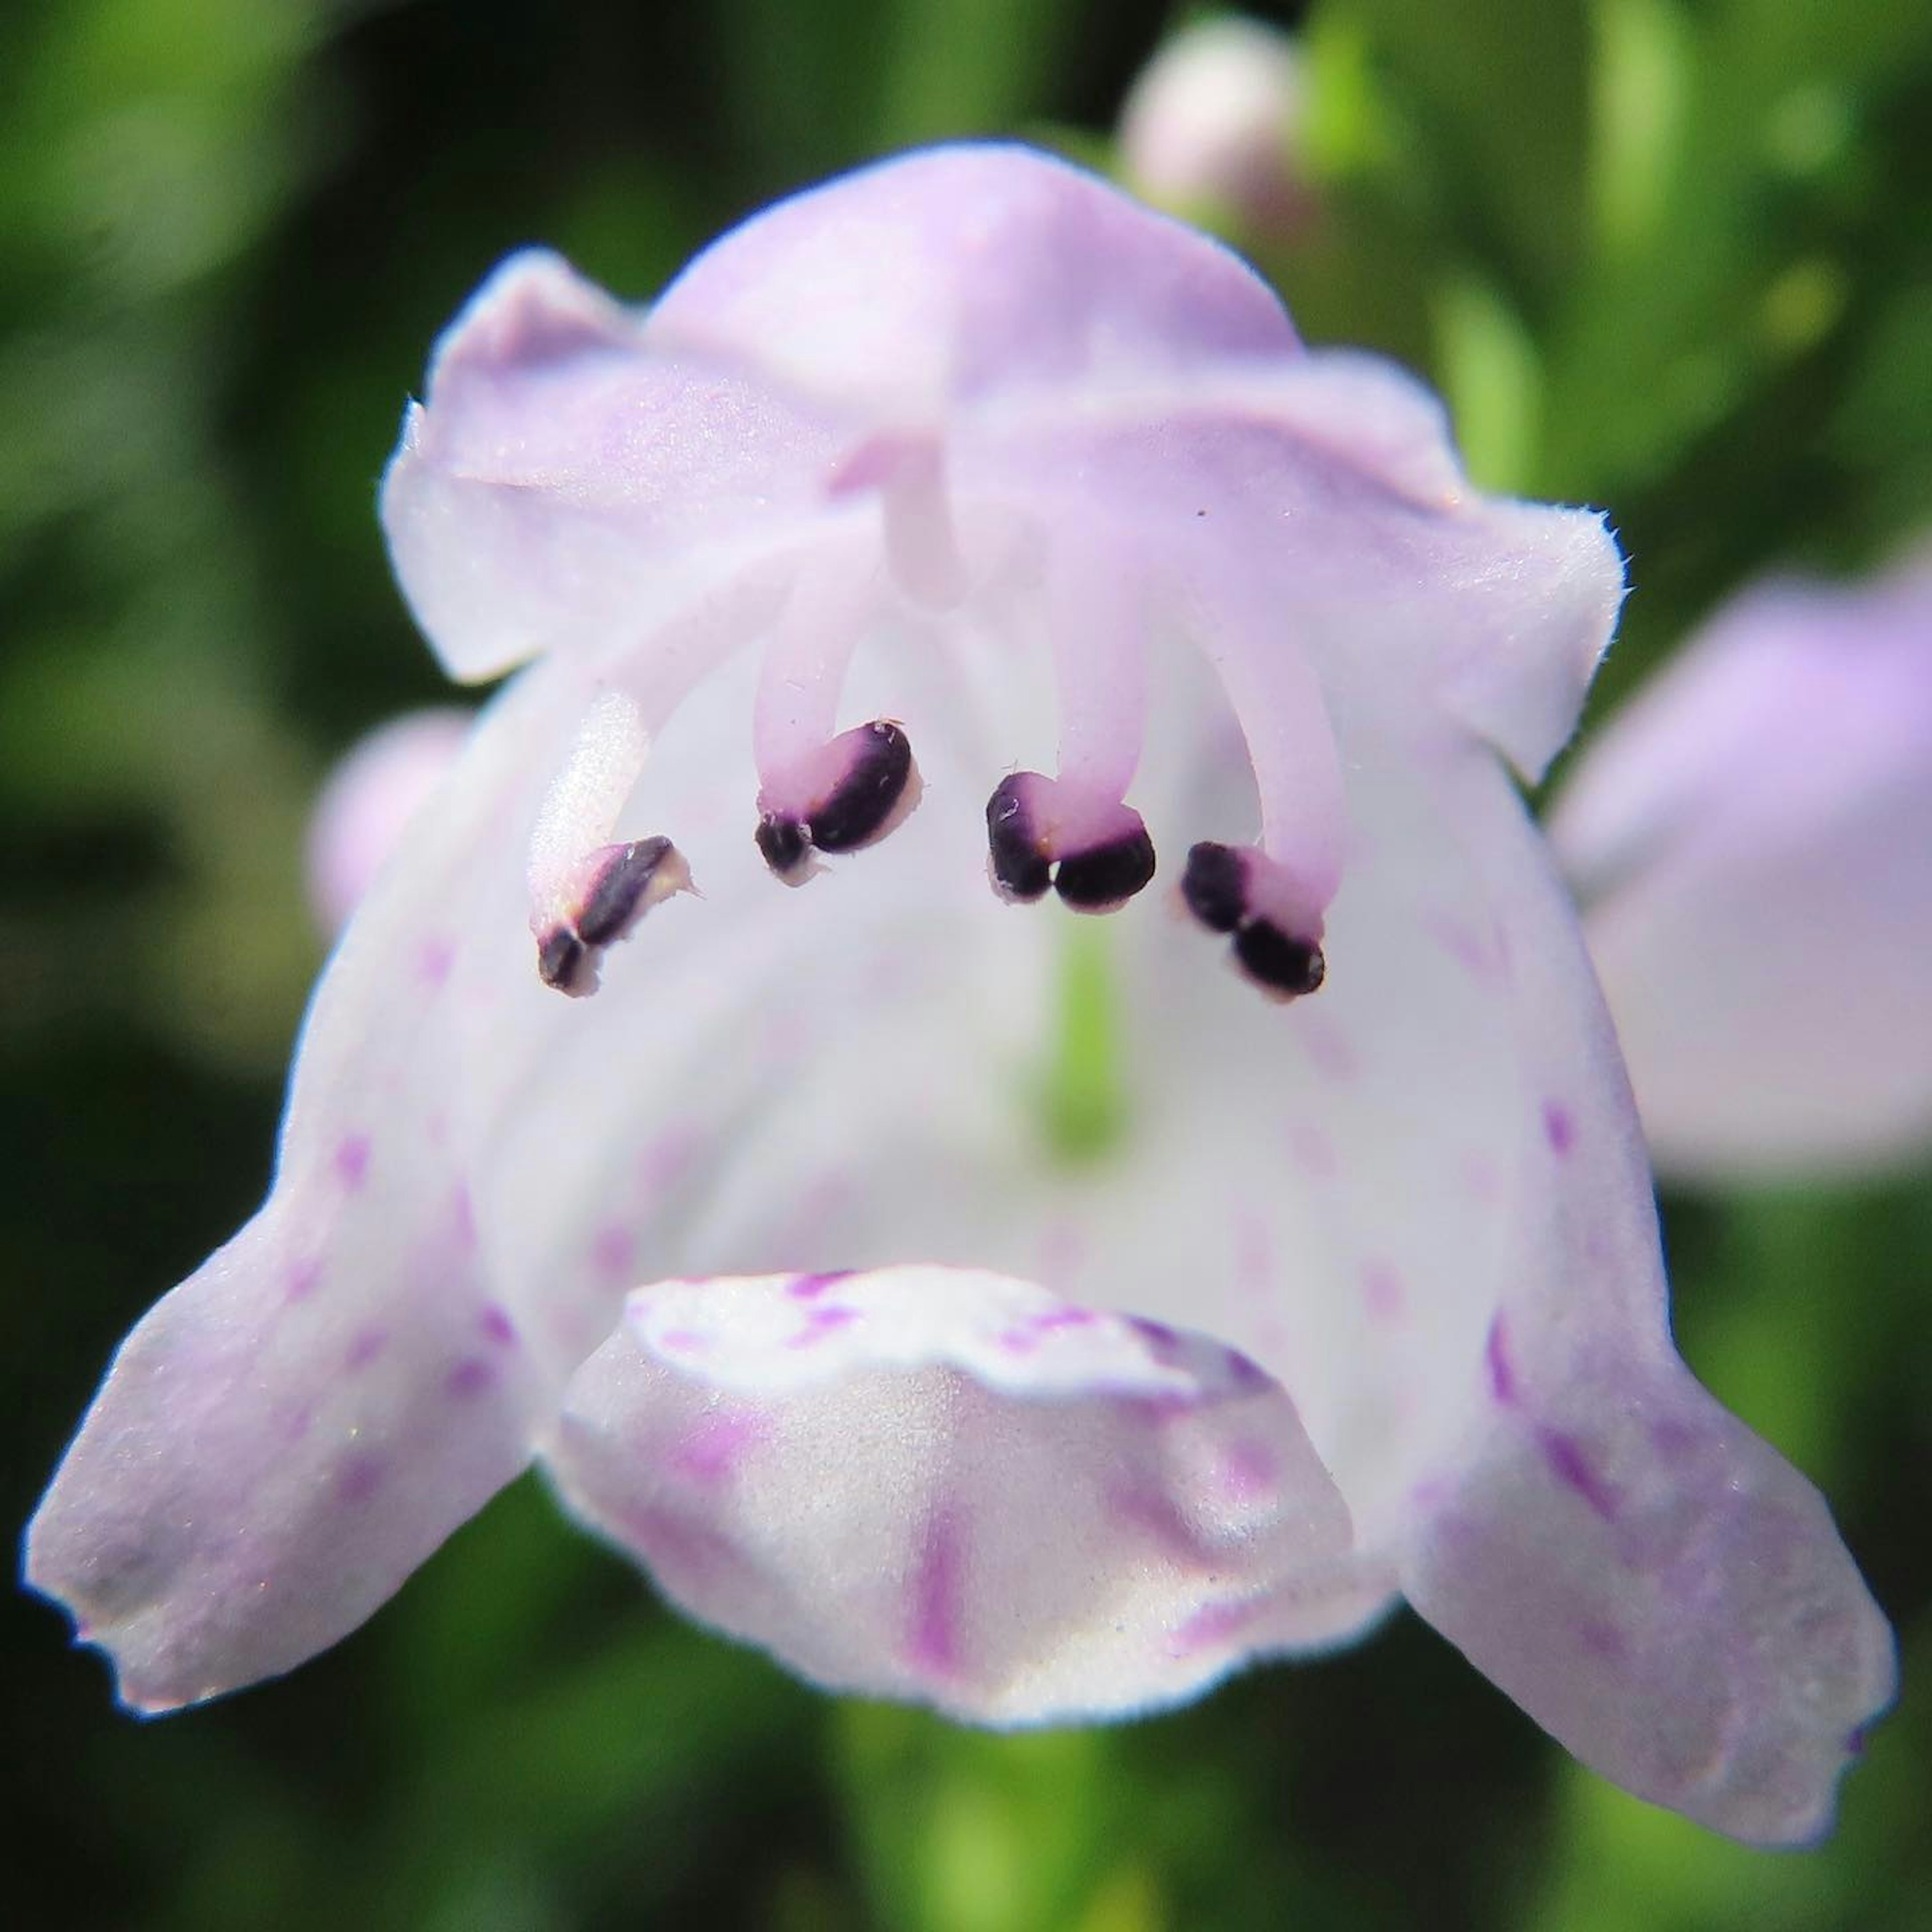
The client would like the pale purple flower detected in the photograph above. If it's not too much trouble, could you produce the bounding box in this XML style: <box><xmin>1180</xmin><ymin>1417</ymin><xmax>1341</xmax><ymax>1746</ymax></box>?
<box><xmin>1119</xmin><ymin>16</ymin><xmax>1317</xmax><ymax>242</ymax></box>
<box><xmin>27</xmin><ymin>145</ymin><xmax>1891</xmax><ymax>1845</ymax></box>
<box><xmin>1555</xmin><ymin>559</ymin><xmax>1932</xmax><ymax>1181</ymax></box>
<box><xmin>305</xmin><ymin>708</ymin><xmax>472</xmax><ymax>936</ymax></box>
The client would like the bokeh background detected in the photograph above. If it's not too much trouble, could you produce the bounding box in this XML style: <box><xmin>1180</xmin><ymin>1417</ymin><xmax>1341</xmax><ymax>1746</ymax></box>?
<box><xmin>4</xmin><ymin>1</ymin><xmax>1929</xmax><ymax>1925</ymax></box>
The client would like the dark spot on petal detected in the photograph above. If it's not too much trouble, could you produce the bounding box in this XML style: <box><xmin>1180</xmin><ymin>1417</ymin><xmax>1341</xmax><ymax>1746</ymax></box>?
<box><xmin>1539</xmin><ymin>1427</ymin><xmax>1619</xmax><ymax>1520</ymax></box>
<box><xmin>1233</xmin><ymin>920</ymin><xmax>1325</xmax><ymax>998</ymax></box>
<box><xmin>1180</xmin><ymin>841</ymin><xmax>1247</xmax><ymax>932</ymax></box>
<box><xmin>576</xmin><ymin>836</ymin><xmax>676</xmax><ymax>946</ymax></box>
<box><xmin>1543</xmin><ymin>1101</ymin><xmax>1577</xmax><ymax>1156</ymax></box>
<box><xmin>1054</xmin><ymin>826</ymin><xmax>1157</xmax><ymax>910</ymax></box>
<box><xmin>755</xmin><ymin>813</ymin><xmax>810</xmax><ymax>879</ymax></box>
<box><xmin>446</xmin><ymin>1357</ymin><xmax>496</xmax><ymax>1401</ymax></box>
<box><xmin>537</xmin><ymin>926</ymin><xmax>586</xmax><ymax>991</ymax></box>
<box><xmin>1484</xmin><ymin>1315</ymin><xmax>1517</xmax><ymax>1405</ymax></box>
<box><xmin>810</xmin><ymin>721</ymin><xmax>913</xmax><ymax>851</ymax></box>
<box><xmin>985</xmin><ymin>776</ymin><xmax>1051</xmax><ymax>901</ymax></box>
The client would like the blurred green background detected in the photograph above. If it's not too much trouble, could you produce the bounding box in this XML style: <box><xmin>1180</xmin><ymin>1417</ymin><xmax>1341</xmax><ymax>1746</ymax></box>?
<box><xmin>4</xmin><ymin>0</ymin><xmax>1929</xmax><ymax>1925</ymax></box>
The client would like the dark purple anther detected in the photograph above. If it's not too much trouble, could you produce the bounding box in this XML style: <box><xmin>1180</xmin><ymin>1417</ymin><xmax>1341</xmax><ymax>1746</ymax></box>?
<box><xmin>809</xmin><ymin>721</ymin><xmax>914</xmax><ymax>851</ymax></box>
<box><xmin>755</xmin><ymin>813</ymin><xmax>811</xmax><ymax>879</ymax></box>
<box><xmin>536</xmin><ymin>926</ymin><xmax>587</xmax><ymax>992</ymax></box>
<box><xmin>1054</xmin><ymin>826</ymin><xmax>1157</xmax><ymax>910</ymax></box>
<box><xmin>1180</xmin><ymin>841</ymin><xmax>1247</xmax><ymax>933</ymax></box>
<box><xmin>576</xmin><ymin>836</ymin><xmax>678</xmax><ymax>946</ymax></box>
<box><xmin>1233</xmin><ymin>920</ymin><xmax>1325</xmax><ymax>998</ymax></box>
<box><xmin>986</xmin><ymin>776</ymin><xmax>1053</xmax><ymax>901</ymax></box>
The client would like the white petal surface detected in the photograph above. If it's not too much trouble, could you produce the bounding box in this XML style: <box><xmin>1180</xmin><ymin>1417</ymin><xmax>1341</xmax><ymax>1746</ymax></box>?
<box><xmin>549</xmin><ymin>1266</ymin><xmax>1394</xmax><ymax>1721</ymax></box>
<box><xmin>1393</xmin><ymin>750</ymin><xmax>1896</xmax><ymax>1844</ymax></box>
<box><xmin>1554</xmin><ymin>571</ymin><xmax>1932</xmax><ymax>1178</ymax></box>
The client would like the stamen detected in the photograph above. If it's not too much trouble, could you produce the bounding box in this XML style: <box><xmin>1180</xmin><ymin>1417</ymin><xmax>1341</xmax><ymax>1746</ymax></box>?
<box><xmin>830</xmin><ymin>433</ymin><xmax>965</xmax><ymax>608</ymax></box>
<box><xmin>756</xmin><ymin>720</ymin><xmax>922</xmax><ymax>885</ymax></box>
<box><xmin>528</xmin><ymin>687</ymin><xmax>692</xmax><ymax>997</ymax></box>
<box><xmin>536</xmin><ymin>837</ymin><xmax>692</xmax><ymax>997</ymax></box>
<box><xmin>1181</xmin><ymin>841</ymin><xmax>1327</xmax><ymax>1003</ymax></box>
<box><xmin>985</xmin><ymin>772</ymin><xmax>1157</xmax><ymax>914</ymax></box>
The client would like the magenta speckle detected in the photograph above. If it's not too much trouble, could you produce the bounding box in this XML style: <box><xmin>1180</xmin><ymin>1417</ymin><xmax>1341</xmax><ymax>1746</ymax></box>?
<box><xmin>657</xmin><ymin>1328</ymin><xmax>708</xmax><ymax>1354</ymax></box>
<box><xmin>1298</xmin><ymin>1014</ymin><xmax>1359</xmax><ymax>1083</ymax></box>
<box><xmin>1030</xmin><ymin>1305</ymin><xmax>1096</xmax><ymax>1334</ymax></box>
<box><xmin>905</xmin><ymin>1508</ymin><xmax>965</xmax><ymax>1677</ymax></box>
<box><xmin>1130</xmin><ymin>1316</ymin><xmax>1181</xmax><ymax>1358</ymax></box>
<box><xmin>1484</xmin><ymin>1315</ymin><xmax>1517</xmax><ymax>1405</ymax></box>
<box><xmin>591</xmin><ymin>1223</ymin><xmax>636</xmax><ymax>1280</ymax></box>
<box><xmin>1543</xmin><ymin>1102</ymin><xmax>1577</xmax><ymax>1156</ymax></box>
<box><xmin>445</xmin><ymin>1356</ymin><xmax>496</xmax><ymax>1401</ymax></box>
<box><xmin>1423</xmin><ymin>907</ymin><xmax>1496</xmax><ymax>980</ymax></box>
<box><xmin>1217</xmin><ymin>1437</ymin><xmax>1277</xmax><ymax>1502</ymax></box>
<box><xmin>1110</xmin><ymin>1483</ymin><xmax>1206</xmax><ymax>1563</ymax></box>
<box><xmin>791</xmin><ymin>1304</ymin><xmax>858</xmax><ymax>1346</ymax></box>
<box><xmin>1223</xmin><ymin>1348</ymin><xmax>1270</xmax><ymax>1393</ymax></box>
<box><xmin>1649</xmin><ymin>1416</ymin><xmax>1703</xmax><ymax>1463</ymax></box>
<box><xmin>1577</xmin><ymin>1618</ymin><xmax>1628</xmax><ymax>1663</ymax></box>
<box><xmin>994</xmin><ymin>1327</ymin><xmax>1040</xmax><ymax>1354</ymax></box>
<box><xmin>1286</xmin><ymin>1120</ymin><xmax>1339</xmax><ymax>1180</ymax></box>
<box><xmin>1359</xmin><ymin>1259</ymin><xmax>1405</xmax><ymax>1321</ymax></box>
<box><xmin>417</xmin><ymin>936</ymin><xmax>455</xmax><ymax>987</ymax></box>
<box><xmin>336</xmin><ymin>1453</ymin><xmax>385</xmax><ymax>1505</ymax></box>
<box><xmin>284</xmin><ymin>1257</ymin><xmax>323</xmax><ymax>1303</ymax></box>
<box><xmin>447</xmin><ymin>1185</ymin><xmax>477</xmax><ymax>1254</ymax></box>
<box><xmin>1169</xmin><ymin>1596</ymin><xmax>1261</xmax><ymax>1658</ymax></box>
<box><xmin>786</xmin><ymin>1270</ymin><xmax>853</xmax><ymax>1300</ymax></box>
<box><xmin>1539</xmin><ymin>1427</ymin><xmax>1618</xmax><ymax>1520</ymax></box>
<box><xmin>672</xmin><ymin>1412</ymin><xmax>764</xmax><ymax>1485</ymax></box>
<box><xmin>333</xmin><ymin>1134</ymin><xmax>372</xmax><ymax>1189</ymax></box>
<box><xmin>344</xmin><ymin>1327</ymin><xmax>389</xmax><ymax>1372</ymax></box>
<box><xmin>479</xmin><ymin>1304</ymin><xmax>518</xmax><ymax>1347</ymax></box>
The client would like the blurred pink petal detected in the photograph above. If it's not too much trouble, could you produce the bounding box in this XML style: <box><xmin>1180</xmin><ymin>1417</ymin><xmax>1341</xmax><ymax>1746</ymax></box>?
<box><xmin>306</xmin><ymin>708</ymin><xmax>472</xmax><ymax>935</ymax></box>
<box><xmin>27</xmin><ymin>144</ymin><xmax>1889</xmax><ymax>1843</ymax></box>
<box><xmin>1555</xmin><ymin>560</ymin><xmax>1932</xmax><ymax>1179</ymax></box>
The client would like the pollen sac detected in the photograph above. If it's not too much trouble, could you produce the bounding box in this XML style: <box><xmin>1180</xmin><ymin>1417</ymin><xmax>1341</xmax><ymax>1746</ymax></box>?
<box><xmin>1181</xmin><ymin>841</ymin><xmax>1326</xmax><ymax>1002</ymax></box>
<box><xmin>536</xmin><ymin>836</ymin><xmax>692</xmax><ymax>997</ymax></box>
<box><xmin>985</xmin><ymin>772</ymin><xmax>1157</xmax><ymax>914</ymax></box>
<box><xmin>756</xmin><ymin>719</ymin><xmax>920</xmax><ymax>884</ymax></box>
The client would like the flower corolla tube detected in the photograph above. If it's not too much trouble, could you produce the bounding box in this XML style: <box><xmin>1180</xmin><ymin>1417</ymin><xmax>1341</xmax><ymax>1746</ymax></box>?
<box><xmin>26</xmin><ymin>145</ymin><xmax>1892</xmax><ymax>1846</ymax></box>
<box><xmin>1555</xmin><ymin>557</ymin><xmax>1932</xmax><ymax>1182</ymax></box>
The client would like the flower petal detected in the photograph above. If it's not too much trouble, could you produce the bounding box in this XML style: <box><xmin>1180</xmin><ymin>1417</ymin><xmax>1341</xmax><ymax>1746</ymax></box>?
<box><xmin>962</xmin><ymin>352</ymin><xmax>1626</xmax><ymax>780</ymax></box>
<box><xmin>1553</xmin><ymin>569</ymin><xmax>1932</xmax><ymax>1178</ymax></box>
<box><xmin>1390</xmin><ymin>748</ymin><xmax>1896</xmax><ymax>1845</ymax></box>
<box><xmin>25</xmin><ymin>1194</ymin><xmax>544</xmax><ymax>1713</ymax></box>
<box><xmin>646</xmin><ymin>142</ymin><xmax>1297</xmax><ymax>414</ymax></box>
<box><xmin>547</xmin><ymin>1266</ymin><xmax>1395</xmax><ymax>1721</ymax></box>
<box><xmin>379</xmin><ymin>249</ymin><xmax>854</xmax><ymax>681</ymax></box>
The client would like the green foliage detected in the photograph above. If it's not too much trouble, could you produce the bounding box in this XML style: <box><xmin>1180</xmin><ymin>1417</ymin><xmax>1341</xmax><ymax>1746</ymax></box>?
<box><xmin>4</xmin><ymin>2</ymin><xmax>1928</xmax><ymax>1928</ymax></box>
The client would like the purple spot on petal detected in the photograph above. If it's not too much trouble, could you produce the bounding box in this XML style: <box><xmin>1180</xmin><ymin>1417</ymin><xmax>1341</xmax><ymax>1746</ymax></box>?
<box><xmin>1286</xmin><ymin>1121</ymin><xmax>1338</xmax><ymax>1180</ymax></box>
<box><xmin>1110</xmin><ymin>1483</ymin><xmax>1208</xmax><ymax>1564</ymax></box>
<box><xmin>1298</xmin><ymin>1014</ymin><xmax>1359</xmax><ymax>1083</ymax></box>
<box><xmin>672</xmin><ymin>1412</ymin><xmax>765</xmax><ymax>1485</ymax></box>
<box><xmin>285</xmin><ymin>1257</ymin><xmax>323</xmax><ymax>1303</ymax></box>
<box><xmin>445</xmin><ymin>1357</ymin><xmax>496</xmax><ymax>1401</ymax></box>
<box><xmin>1649</xmin><ymin>1416</ymin><xmax>1704</xmax><ymax>1463</ymax></box>
<box><xmin>447</xmin><ymin>1185</ymin><xmax>477</xmax><ymax>1255</ymax></box>
<box><xmin>1130</xmin><ymin>1316</ymin><xmax>1180</xmax><ymax>1357</ymax></box>
<box><xmin>1539</xmin><ymin>1427</ymin><xmax>1618</xmax><ymax>1520</ymax></box>
<box><xmin>994</xmin><ymin>1328</ymin><xmax>1040</xmax><ymax>1354</ymax></box>
<box><xmin>418</xmin><ymin>936</ymin><xmax>455</xmax><ymax>988</ymax></box>
<box><xmin>336</xmin><ymin>1454</ymin><xmax>385</xmax><ymax>1505</ymax></box>
<box><xmin>1030</xmin><ymin>1306</ymin><xmax>1095</xmax><ymax>1334</ymax></box>
<box><xmin>1217</xmin><ymin>1437</ymin><xmax>1276</xmax><ymax>1502</ymax></box>
<box><xmin>787</xmin><ymin>1270</ymin><xmax>853</xmax><ymax>1300</ymax></box>
<box><xmin>657</xmin><ymin>1328</ymin><xmax>708</xmax><ymax>1354</ymax></box>
<box><xmin>1484</xmin><ymin>1316</ymin><xmax>1517</xmax><ymax>1406</ymax></box>
<box><xmin>1359</xmin><ymin>1259</ymin><xmax>1405</xmax><ymax>1321</ymax></box>
<box><xmin>1543</xmin><ymin>1102</ymin><xmax>1577</xmax><ymax>1156</ymax></box>
<box><xmin>791</xmin><ymin>1304</ymin><xmax>858</xmax><ymax>1346</ymax></box>
<box><xmin>345</xmin><ymin>1327</ymin><xmax>389</xmax><ymax>1372</ymax></box>
<box><xmin>1169</xmin><ymin>1596</ymin><xmax>1262</xmax><ymax>1658</ymax></box>
<box><xmin>333</xmin><ymin>1134</ymin><xmax>372</xmax><ymax>1189</ymax></box>
<box><xmin>591</xmin><ymin>1223</ymin><xmax>636</xmax><ymax>1281</ymax></box>
<box><xmin>480</xmin><ymin>1304</ymin><xmax>518</xmax><ymax>1347</ymax></box>
<box><xmin>1422</xmin><ymin>907</ymin><xmax>1495</xmax><ymax>980</ymax></box>
<box><xmin>1223</xmin><ymin>1349</ymin><xmax>1270</xmax><ymax>1393</ymax></box>
<box><xmin>906</xmin><ymin>1508</ymin><xmax>965</xmax><ymax>1677</ymax></box>
<box><xmin>1578</xmin><ymin>1618</ymin><xmax>1628</xmax><ymax>1663</ymax></box>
